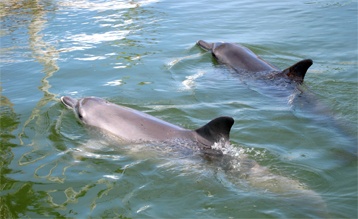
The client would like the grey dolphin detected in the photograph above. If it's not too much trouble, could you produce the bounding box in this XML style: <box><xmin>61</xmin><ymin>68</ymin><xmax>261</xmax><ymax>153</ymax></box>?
<box><xmin>197</xmin><ymin>40</ymin><xmax>313</xmax><ymax>84</ymax></box>
<box><xmin>61</xmin><ymin>96</ymin><xmax>234</xmax><ymax>155</ymax></box>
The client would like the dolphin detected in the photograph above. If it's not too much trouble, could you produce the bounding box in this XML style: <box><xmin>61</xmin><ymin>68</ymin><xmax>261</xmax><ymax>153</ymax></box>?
<box><xmin>61</xmin><ymin>96</ymin><xmax>328</xmax><ymax>215</ymax></box>
<box><xmin>60</xmin><ymin>96</ymin><xmax>234</xmax><ymax>155</ymax></box>
<box><xmin>197</xmin><ymin>40</ymin><xmax>313</xmax><ymax>84</ymax></box>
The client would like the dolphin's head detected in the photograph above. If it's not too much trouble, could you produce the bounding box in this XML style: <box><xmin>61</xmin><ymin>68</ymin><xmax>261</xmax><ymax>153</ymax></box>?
<box><xmin>61</xmin><ymin>96</ymin><xmax>108</xmax><ymax>124</ymax></box>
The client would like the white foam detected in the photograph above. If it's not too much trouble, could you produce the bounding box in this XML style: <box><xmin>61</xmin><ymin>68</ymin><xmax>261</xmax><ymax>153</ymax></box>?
<box><xmin>211</xmin><ymin>140</ymin><xmax>246</xmax><ymax>158</ymax></box>
<box><xmin>103</xmin><ymin>79</ymin><xmax>124</xmax><ymax>86</ymax></box>
<box><xmin>181</xmin><ymin>71</ymin><xmax>205</xmax><ymax>90</ymax></box>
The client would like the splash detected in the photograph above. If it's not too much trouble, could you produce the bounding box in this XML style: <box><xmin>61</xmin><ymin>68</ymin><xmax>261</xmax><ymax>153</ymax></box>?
<box><xmin>181</xmin><ymin>71</ymin><xmax>205</xmax><ymax>90</ymax></box>
<box><xmin>212</xmin><ymin>140</ymin><xmax>244</xmax><ymax>157</ymax></box>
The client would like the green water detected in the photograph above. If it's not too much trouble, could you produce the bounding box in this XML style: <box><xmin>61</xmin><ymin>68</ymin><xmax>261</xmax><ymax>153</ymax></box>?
<box><xmin>1</xmin><ymin>0</ymin><xmax>357</xmax><ymax>218</ymax></box>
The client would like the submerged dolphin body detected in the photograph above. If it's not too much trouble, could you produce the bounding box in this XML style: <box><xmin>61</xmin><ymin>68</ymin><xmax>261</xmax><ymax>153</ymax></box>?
<box><xmin>61</xmin><ymin>96</ymin><xmax>234</xmax><ymax>155</ymax></box>
<box><xmin>197</xmin><ymin>40</ymin><xmax>313</xmax><ymax>84</ymax></box>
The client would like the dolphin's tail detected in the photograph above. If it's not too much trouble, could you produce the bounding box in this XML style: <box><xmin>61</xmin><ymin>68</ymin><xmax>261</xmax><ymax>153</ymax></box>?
<box><xmin>197</xmin><ymin>40</ymin><xmax>214</xmax><ymax>51</ymax></box>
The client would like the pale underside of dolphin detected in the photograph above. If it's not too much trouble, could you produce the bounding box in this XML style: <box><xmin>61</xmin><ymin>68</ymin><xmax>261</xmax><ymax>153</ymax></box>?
<box><xmin>61</xmin><ymin>96</ymin><xmax>234</xmax><ymax>155</ymax></box>
<box><xmin>197</xmin><ymin>40</ymin><xmax>313</xmax><ymax>84</ymax></box>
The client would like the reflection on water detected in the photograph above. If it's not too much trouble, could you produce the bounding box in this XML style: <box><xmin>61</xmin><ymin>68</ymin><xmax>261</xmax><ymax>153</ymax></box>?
<box><xmin>56</xmin><ymin>0</ymin><xmax>160</xmax><ymax>69</ymax></box>
<box><xmin>0</xmin><ymin>87</ymin><xmax>19</xmax><ymax>218</ymax></box>
<box><xmin>16</xmin><ymin>1</ymin><xmax>58</xmax><ymax>149</ymax></box>
<box><xmin>1</xmin><ymin>1</ymin><xmax>58</xmax><ymax>217</ymax></box>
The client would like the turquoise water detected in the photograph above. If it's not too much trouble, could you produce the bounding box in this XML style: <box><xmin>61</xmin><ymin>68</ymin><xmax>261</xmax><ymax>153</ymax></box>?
<box><xmin>1</xmin><ymin>0</ymin><xmax>357</xmax><ymax>218</ymax></box>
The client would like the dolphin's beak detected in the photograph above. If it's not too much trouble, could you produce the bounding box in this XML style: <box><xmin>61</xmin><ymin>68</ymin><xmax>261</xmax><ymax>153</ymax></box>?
<box><xmin>61</xmin><ymin>96</ymin><xmax>78</xmax><ymax>109</ymax></box>
<box><xmin>197</xmin><ymin>40</ymin><xmax>213</xmax><ymax>51</ymax></box>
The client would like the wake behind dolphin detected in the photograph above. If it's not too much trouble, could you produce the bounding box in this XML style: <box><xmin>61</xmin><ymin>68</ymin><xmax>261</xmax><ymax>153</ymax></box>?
<box><xmin>60</xmin><ymin>96</ymin><xmax>234</xmax><ymax>156</ymax></box>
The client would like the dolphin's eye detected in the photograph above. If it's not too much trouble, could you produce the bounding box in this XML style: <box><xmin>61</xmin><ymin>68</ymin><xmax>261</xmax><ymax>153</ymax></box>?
<box><xmin>77</xmin><ymin>110</ymin><xmax>84</xmax><ymax>120</ymax></box>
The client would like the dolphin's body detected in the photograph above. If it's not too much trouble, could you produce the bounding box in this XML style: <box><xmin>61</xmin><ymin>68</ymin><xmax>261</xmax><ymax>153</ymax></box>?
<box><xmin>61</xmin><ymin>96</ymin><xmax>234</xmax><ymax>155</ymax></box>
<box><xmin>197</xmin><ymin>40</ymin><xmax>313</xmax><ymax>84</ymax></box>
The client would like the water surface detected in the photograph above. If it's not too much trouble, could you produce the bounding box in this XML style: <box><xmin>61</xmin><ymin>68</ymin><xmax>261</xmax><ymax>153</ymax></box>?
<box><xmin>1</xmin><ymin>0</ymin><xmax>357</xmax><ymax>218</ymax></box>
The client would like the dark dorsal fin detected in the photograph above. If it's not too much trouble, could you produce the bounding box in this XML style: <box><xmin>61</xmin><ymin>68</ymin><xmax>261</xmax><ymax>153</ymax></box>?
<box><xmin>195</xmin><ymin>116</ymin><xmax>234</xmax><ymax>144</ymax></box>
<box><xmin>282</xmin><ymin>59</ymin><xmax>313</xmax><ymax>83</ymax></box>
<box><xmin>197</xmin><ymin>40</ymin><xmax>214</xmax><ymax>51</ymax></box>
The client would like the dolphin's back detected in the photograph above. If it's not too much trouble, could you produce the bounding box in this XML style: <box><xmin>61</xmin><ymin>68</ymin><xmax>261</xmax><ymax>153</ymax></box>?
<box><xmin>214</xmin><ymin>43</ymin><xmax>276</xmax><ymax>72</ymax></box>
<box><xmin>197</xmin><ymin>40</ymin><xmax>277</xmax><ymax>72</ymax></box>
<box><xmin>80</xmin><ymin>98</ymin><xmax>190</xmax><ymax>142</ymax></box>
